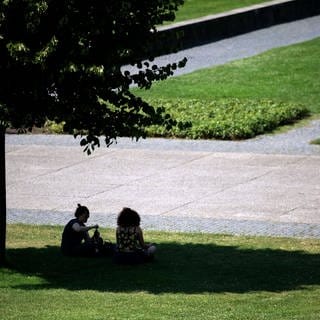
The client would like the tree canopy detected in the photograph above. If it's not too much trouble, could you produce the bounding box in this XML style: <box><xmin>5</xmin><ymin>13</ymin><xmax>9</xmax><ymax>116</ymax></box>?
<box><xmin>0</xmin><ymin>0</ymin><xmax>187</xmax><ymax>265</ymax></box>
<box><xmin>0</xmin><ymin>0</ymin><xmax>187</xmax><ymax>152</ymax></box>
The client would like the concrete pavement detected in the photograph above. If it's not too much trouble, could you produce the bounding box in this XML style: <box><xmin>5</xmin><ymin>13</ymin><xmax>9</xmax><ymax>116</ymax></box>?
<box><xmin>6</xmin><ymin>127</ymin><xmax>320</xmax><ymax>238</ymax></box>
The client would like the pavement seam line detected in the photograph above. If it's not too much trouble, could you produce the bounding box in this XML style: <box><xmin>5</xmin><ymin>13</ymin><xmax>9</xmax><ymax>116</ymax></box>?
<box><xmin>159</xmin><ymin>169</ymin><xmax>276</xmax><ymax>216</ymax></box>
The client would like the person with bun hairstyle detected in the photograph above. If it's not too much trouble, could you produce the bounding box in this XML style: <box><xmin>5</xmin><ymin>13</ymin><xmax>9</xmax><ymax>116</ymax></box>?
<box><xmin>115</xmin><ymin>207</ymin><xmax>156</xmax><ymax>264</ymax></box>
<box><xmin>61</xmin><ymin>204</ymin><xmax>101</xmax><ymax>257</ymax></box>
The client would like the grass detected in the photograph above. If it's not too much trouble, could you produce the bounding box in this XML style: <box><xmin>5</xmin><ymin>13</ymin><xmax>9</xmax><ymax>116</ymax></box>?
<box><xmin>130</xmin><ymin>37</ymin><xmax>320</xmax><ymax>139</ymax></box>
<box><xmin>136</xmin><ymin>37</ymin><xmax>320</xmax><ymax>114</ymax></box>
<box><xmin>1</xmin><ymin>224</ymin><xmax>320</xmax><ymax>320</ymax></box>
<box><xmin>173</xmin><ymin>0</ymin><xmax>270</xmax><ymax>23</ymax></box>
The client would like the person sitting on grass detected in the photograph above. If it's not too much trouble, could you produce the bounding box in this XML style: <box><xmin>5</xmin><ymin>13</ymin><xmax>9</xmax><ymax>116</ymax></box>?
<box><xmin>115</xmin><ymin>207</ymin><xmax>156</xmax><ymax>264</ymax></box>
<box><xmin>61</xmin><ymin>204</ymin><xmax>103</xmax><ymax>257</ymax></box>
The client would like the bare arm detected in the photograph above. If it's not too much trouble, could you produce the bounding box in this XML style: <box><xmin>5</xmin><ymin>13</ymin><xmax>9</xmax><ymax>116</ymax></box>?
<box><xmin>136</xmin><ymin>227</ymin><xmax>147</xmax><ymax>248</ymax></box>
<box><xmin>72</xmin><ymin>222</ymin><xmax>98</xmax><ymax>232</ymax></box>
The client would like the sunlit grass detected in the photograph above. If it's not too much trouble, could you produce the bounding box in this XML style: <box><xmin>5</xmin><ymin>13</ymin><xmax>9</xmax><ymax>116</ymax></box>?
<box><xmin>136</xmin><ymin>38</ymin><xmax>320</xmax><ymax>114</ymax></box>
<box><xmin>173</xmin><ymin>0</ymin><xmax>269</xmax><ymax>23</ymax></box>
<box><xmin>130</xmin><ymin>38</ymin><xmax>320</xmax><ymax>139</ymax></box>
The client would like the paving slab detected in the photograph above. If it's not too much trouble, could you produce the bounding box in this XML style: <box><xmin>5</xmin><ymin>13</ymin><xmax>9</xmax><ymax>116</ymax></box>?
<box><xmin>6</xmin><ymin>140</ymin><xmax>320</xmax><ymax>238</ymax></box>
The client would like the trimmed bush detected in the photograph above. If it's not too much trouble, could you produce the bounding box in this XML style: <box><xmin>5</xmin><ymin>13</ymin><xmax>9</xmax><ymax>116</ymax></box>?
<box><xmin>146</xmin><ymin>98</ymin><xmax>309</xmax><ymax>140</ymax></box>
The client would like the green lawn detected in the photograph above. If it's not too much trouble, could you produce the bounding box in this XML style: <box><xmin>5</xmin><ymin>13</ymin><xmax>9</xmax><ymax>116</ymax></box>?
<box><xmin>1</xmin><ymin>224</ymin><xmax>320</xmax><ymax>320</ymax></box>
<box><xmin>131</xmin><ymin>37</ymin><xmax>320</xmax><ymax>139</ymax></box>
<box><xmin>174</xmin><ymin>0</ymin><xmax>270</xmax><ymax>23</ymax></box>
<box><xmin>136</xmin><ymin>37</ymin><xmax>320</xmax><ymax>114</ymax></box>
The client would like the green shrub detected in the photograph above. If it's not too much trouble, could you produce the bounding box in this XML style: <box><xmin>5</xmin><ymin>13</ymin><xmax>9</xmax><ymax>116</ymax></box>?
<box><xmin>43</xmin><ymin>120</ymin><xmax>65</xmax><ymax>134</ymax></box>
<box><xmin>146</xmin><ymin>98</ymin><xmax>309</xmax><ymax>140</ymax></box>
<box><xmin>310</xmin><ymin>138</ymin><xmax>320</xmax><ymax>145</ymax></box>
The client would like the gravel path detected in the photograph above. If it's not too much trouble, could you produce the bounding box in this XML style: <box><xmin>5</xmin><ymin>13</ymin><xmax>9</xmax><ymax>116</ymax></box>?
<box><xmin>124</xmin><ymin>15</ymin><xmax>320</xmax><ymax>76</ymax></box>
<box><xmin>6</xmin><ymin>118</ymin><xmax>320</xmax><ymax>156</ymax></box>
<box><xmin>8</xmin><ymin>208</ymin><xmax>320</xmax><ymax>239</ymax></box>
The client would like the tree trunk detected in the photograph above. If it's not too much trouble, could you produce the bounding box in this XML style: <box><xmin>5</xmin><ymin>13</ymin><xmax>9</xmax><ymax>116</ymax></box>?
<box><xmin>0</xmin><ymin>127</ymin><xmax>6</xmax><ymax>266</ymax></box>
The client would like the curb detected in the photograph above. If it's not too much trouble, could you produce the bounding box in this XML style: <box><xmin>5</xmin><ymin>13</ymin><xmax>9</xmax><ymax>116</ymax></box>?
<box><xmin>7</xmin><ymin>208</ymin><xmax>320</xmax><ymax>239</ymax></box>
<box><xmin>157</xmin><ymin>0</ymin><xmax>320</xmax><ymax>54</ymax></box>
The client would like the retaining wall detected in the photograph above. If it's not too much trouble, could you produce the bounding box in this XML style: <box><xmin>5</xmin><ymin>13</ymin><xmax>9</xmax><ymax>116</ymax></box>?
<box><xmin>157</xmin><ymin>0</ymin><xmax>320</xmax><ymax>54</ymax></box>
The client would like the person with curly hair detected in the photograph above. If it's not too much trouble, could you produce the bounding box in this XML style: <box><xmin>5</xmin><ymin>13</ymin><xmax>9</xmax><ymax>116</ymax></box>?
<box><xmin>115</xmin><ymin>207</ymin><xmax>156</xmax><ymax>264</ymax></box>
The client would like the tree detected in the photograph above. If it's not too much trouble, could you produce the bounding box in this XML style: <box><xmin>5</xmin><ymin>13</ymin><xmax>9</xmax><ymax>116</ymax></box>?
<box><xmin>0</xmin><ymin>0</ymin><xmax>187</xmax><ymax>265</ymax></box>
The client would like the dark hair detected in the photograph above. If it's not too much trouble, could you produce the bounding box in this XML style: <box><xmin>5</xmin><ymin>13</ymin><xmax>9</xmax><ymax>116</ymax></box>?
<box><xmin>117</xmin><ymin>207</ymin><xmax>140</xmax><ymax>227</ymax></box>
<box><xmin>74</xmin><ymin>204</ymin><xmax>89</xmax><ymax>218</ymax></box>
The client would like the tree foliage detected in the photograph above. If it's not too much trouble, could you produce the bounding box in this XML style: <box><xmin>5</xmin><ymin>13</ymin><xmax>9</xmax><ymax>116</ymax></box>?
<box><xmin>0</xmin><ymin>0</ymin><xmax>187</xmax><ymax>265</ymax></box>
<box><xmin>0</xmin><ymin>0</ymin><xmax>186</xmax><ymax>152</ymax></box>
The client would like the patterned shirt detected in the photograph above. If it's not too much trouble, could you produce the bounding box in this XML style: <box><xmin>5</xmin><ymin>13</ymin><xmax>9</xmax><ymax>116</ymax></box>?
<box><xmin>116</xmin><ymin>226</ymin><xmax>142</xmax><ymax>252</ymax></box>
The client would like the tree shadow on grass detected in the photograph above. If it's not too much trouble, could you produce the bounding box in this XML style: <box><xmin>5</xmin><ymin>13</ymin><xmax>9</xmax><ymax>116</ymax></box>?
<box><xmin>4</xmin><ymin>241</ymin><xmax>320</xmax><ymax>294</ymax></box>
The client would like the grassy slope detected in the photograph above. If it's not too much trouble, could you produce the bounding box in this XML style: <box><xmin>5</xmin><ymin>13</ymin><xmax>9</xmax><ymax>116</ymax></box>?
<box><xmin>174</xmin><ymin>0</ymin><xmax>270</xmax><ymax>23</ymax></box>
<box><xmin>136</xmin><ymin>37</ymin><xmax>320</xmax><ymax>114</ymax></box>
